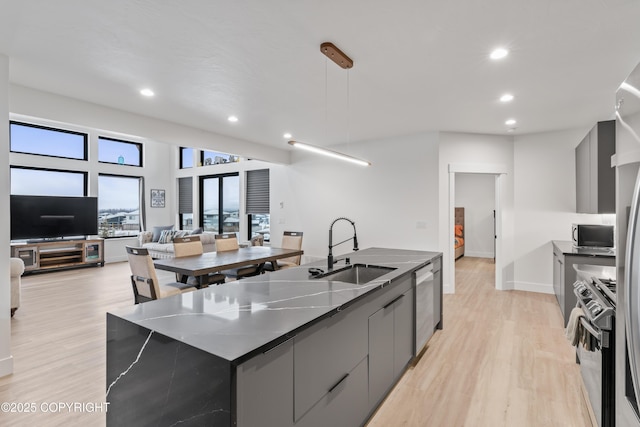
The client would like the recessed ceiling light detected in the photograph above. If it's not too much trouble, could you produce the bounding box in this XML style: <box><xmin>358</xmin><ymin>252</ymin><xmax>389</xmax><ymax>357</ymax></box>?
<box><xmin>500</xmin><ymin>94</ymin><xmax>514</xmax><ymax>102</ymax></box>
<box><xmin>505</xmin><ymin>119</ymin><xmax>517</xmax><ymax>126</ymax></box>
<box><xmin>140</xmin><ymin>88</ymin><xmax>155</xmax><ymax>97</ymax></box>
<box><xmin>228</xmin><ymin>116</ymin><xmax>238</xmax><ymax>123</ymax></box>
<box><xmin>283</xmin><ymin>133</ymin><xmax>292</xmax><ymax>139</ymax></box>
<box><xmin>490</xmin><ymin>48</ymin><xmax>509</xmax><ymax>60</ymax></box>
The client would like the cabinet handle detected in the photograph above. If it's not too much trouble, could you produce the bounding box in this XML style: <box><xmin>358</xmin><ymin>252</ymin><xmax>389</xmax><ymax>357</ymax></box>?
<box><xmin>263</xmin><ymin>336</ymin><xmax>291</xmax><ymax>355</ymax></box>
<box><xmin>328</xmin><ymin>373</ymin><xmax>350</xmax><ymax>393</ymax></box>
<box><xmin>383</xmin><ymin>294</ymin><xmax>404</xmax><ymax>309</ymax></box>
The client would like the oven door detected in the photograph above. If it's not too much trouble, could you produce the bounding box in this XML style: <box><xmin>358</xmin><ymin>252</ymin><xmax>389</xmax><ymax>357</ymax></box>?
<box><xmin>577</xmin><ymin>318</ymin><xmax>605</xmax><ymax>424</ymax></box>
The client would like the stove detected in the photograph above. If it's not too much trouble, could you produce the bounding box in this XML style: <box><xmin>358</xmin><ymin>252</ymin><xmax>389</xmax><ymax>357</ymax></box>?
<box><xmin>573</xmin><ymin>265</ymin><xmax>617</xmax><ymax>427</ymax></box>
<box><xmin>594</xmin><ymin>277</ymin><xmax>617</xmax><ymax>306</ymax></box>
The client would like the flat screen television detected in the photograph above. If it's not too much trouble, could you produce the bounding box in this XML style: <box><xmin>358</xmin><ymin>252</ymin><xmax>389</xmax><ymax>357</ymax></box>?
<box><xmin>10</xmin><ymin>195</ymin><xmax>99</xmax><ymax>241</ymax></box>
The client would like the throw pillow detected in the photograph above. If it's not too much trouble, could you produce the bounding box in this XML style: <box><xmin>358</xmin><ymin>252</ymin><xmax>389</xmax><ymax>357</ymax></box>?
<box><xmin>152</xmin><ymin>225</ymin><xmax>174</xmax><ymax>242</ymax></box>
<box><xmin>191</xmin><ymin>227</ymin><xmax>203</xmax><ymax>235</ymax></box>
<box><xmin>158</xmin><ymin>229</ymin><xmax>179</xmax><ymax>244</ymax></box>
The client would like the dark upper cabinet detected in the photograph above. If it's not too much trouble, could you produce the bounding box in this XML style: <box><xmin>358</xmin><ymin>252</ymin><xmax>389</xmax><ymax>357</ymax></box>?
<box><xmin>575</xmin><ymin>120</ymin><xmax>616</xmax><ymax>214</ymax></box>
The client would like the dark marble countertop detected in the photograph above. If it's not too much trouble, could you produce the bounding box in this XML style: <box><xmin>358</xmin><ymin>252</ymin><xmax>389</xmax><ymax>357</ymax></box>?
<box><xmin>552</xmin><ymin>240</ymin><xmax>616</xmax><ymax>258</ymax></box>
<box><xmin>107</xmin><ymin>247</ymin><xmax>441</xmax><ymax>364</ymax></box>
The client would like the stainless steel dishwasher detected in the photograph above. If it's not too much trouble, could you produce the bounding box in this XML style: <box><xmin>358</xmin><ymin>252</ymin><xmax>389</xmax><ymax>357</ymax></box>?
<box><xmin>415</xmin><ymin>263</ymin><xmax>435</xmax><ymax>356</ymax></box>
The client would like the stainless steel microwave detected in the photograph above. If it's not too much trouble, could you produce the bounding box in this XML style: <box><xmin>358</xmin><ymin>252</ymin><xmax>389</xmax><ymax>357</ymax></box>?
<box><xmin>572</xmin><ymin>224</ymin><xmax>615</xmax><ymax>248</ymax></box>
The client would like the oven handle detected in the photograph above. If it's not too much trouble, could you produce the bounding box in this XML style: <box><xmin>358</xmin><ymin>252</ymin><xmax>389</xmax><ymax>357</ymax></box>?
<box><xmin>579</xmin><ymin>317</ymin><xmax>601</xmax><ymax>342</ymax></box>
<box><xmin>579</xmin><ymin>316</ymin><xmax>609</xmax><ymax>348</ymax></box>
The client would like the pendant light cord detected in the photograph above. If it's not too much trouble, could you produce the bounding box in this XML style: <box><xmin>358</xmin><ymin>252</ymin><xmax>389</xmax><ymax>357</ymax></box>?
<box><xmin>347</xmin><ymin>69</ymin><xmax>351</xmax><ymax>147</ymax></box>
<box><xmin>325</xmin><ymin>57</ymin><xmax>328</xmax><ymax>141</ymax></box>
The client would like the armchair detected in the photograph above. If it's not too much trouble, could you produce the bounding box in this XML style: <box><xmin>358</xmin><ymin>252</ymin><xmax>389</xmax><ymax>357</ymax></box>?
<box><xmin>10</xmin><ymin>257</ymin><xmax>25</xmax><ymax>316</ymax></box>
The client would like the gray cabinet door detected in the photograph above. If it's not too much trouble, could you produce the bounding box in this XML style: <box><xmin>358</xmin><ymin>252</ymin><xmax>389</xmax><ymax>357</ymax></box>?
<box><xmin>393</xmin><ymin>289</ymin><xmax>414</xmax><ymax>377</ymax></box>
<box><xmin>576</xmin><ymin>120</ymin><xmax>615</xmax><ymax>214</ymax></box>
<box><xmin>369</xmin><ymin>286</ymin><xmax>414</xmax><ymax>410</ymax></box>
<box><xmin>368</xmin><ymin>304</ymin><xmax>394</xmax><ymax>408</ymax></box>
<box><xmin>552</xmin><ymin>250</ymin><xmax>564</xmax><ymax>313</ymax></box>
<box><xmin>236</xmin><ymin>338</ymin><xmax>294</xmax><ymax>427</ymax></box>
<box><xmin>576</xmin><ymin>132</ymin><xmax>591</xmax><ymax>213</ymax></box>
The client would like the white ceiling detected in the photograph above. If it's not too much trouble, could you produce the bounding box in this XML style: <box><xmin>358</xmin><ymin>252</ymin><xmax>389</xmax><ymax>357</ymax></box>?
<box><xmin>1</xmin><ymin>0</ymin><xmax>640</xmax><ymax>151</ymax></box>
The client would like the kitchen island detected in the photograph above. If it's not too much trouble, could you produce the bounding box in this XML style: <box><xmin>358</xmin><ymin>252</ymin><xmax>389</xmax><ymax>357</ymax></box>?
<box><xmin>106</xmin><ymin>247</ymin><xmax>442</xmax><ymax>426</ymax></box>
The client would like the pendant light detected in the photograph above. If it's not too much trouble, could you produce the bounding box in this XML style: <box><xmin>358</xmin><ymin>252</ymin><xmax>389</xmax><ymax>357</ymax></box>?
<box><xmin>289</xmin><ymin>42</ymin><xmax>371</xmax><ymax>167</ymax></box>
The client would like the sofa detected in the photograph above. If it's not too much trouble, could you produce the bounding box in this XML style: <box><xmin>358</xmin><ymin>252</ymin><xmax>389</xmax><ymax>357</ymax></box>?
<box><xmin>11</xmin><ymin>257</ymin><xmax>25</xmax><ymax>317</ymax></box>
<box><xmin>138</xmin><ymin>229</ymin><xmax>217</xmax><ymax>259</ymax></box>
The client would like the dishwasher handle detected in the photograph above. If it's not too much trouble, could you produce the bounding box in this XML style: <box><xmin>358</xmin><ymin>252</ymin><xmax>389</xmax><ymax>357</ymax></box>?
<box><xmin>415</xmin><ymin>265</ymin><xmax>434</xmax><ymax>285</ymax></box>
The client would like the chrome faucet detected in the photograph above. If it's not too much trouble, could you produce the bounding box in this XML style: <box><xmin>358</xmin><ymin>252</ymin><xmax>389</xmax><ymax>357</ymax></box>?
<box><xmin>328</xmin><ymin>217</ymin><xmax>359</xmax><ymax>270</ymax></box>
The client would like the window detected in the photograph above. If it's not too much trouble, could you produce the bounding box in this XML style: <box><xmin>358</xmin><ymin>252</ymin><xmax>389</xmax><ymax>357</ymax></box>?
<box><xmin>180</xmin><ymin>147</ymin><xmax>194</xmax><ymax>169</ymax></box>
<box><xmin>10</xmin><ymin>121</ymin><xmax>87</xmax><ymax>160</ymax></box>
<box><xmin>98</xmin><ymin>174</ymin><xmax>143</xmax><ymax>238</ymax></box>
<box><xmin>200</xmin><ymin>173</ymin><xmax>239</xmax><ymax>234</ymax></box>
<box><xmin>10</xmin><ymin>166</ymin><xmax>87</xmax><ymax>196</ymax></box>
<box><xmin>98</xmin><ymin>137</ymin><xmax>142</xmax><ymax>166</ymax></box>
<box><xmin>201</xmin><ymin>150</ymin><xmax>239</xmax><ymax>166</ymax></box>
<box><xmin>246</xmin><ymin>169</ymin><xmax>270</xmax><ymax>242</ymax></box>
<box><xmin>178</xmin><ymin>177</ymin><xmax>193</xmax><ymax>230</ymax></box>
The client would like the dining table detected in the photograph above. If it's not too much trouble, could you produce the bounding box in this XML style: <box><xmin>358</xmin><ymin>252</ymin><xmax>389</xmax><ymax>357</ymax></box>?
<box><xmin>153</xmin><ymin>246</ymin><xmax>304</xmax><ymax>287</ymax></box>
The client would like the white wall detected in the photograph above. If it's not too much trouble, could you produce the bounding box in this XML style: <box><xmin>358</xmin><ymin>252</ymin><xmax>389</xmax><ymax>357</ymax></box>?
<box><xmin>270</xmin><ymin>133</ymin><xmax>440</xmax><ymax>263</ymax></box>
<box><xmin>439</xmin><ymin>132</ymin><xmax>515</xmax><ymax>293</ymax></box>
<box><xmin>9</xmin><ymin>85</ymin><xmax>290</xmax><ymax>165</ymax></box>
<box><xmin>455</xmin><ymin>174</ymin><xmax>495</xmax><ymax>258</ymax></box>
<box><xmin>512</xmin><ymin>127</ymin><xmax>611</xmax><ymax>293</ymax></box>
<box><xmin>1</xmin><ymin>55</ymin><xmax>12</xmax><ymax>377</ymax></box>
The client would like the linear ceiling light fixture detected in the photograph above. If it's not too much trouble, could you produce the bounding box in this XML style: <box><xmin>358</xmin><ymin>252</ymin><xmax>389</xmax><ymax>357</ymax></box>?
<box><xmin>288</xmin><ymin>42</ymin><xmax>371</xmax><ymax>167</ymax></box>
<box><xmin>288</xmin><ymin>140</ymin><xmax>371</xmax><ymax>166</ymax></box>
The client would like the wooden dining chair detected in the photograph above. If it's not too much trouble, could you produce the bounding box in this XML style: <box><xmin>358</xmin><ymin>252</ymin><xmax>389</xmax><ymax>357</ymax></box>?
<box><xmin>264</xmin><ymin>231</ymin><xmax>303</xmax><ymax>271</ymax></box>
<box><xmin>126</xmin><ymin>246</ymin><xmax>196</xmax><ymax>304</ymax></box>
<box><xmin>214</xmin><ymin>233</ymin><xmax>261</xmax><ymax>280</ymax></box>
<box><xmin>173</xmin><ymin>235</ymin><xmax>226</xmax><ymax>285</ymax></box>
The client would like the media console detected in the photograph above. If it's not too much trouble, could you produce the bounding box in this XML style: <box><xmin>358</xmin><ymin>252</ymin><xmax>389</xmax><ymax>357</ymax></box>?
<box><xmin>11</xmin><ymin>238</ymin><xmax>104</xmax><ymax>274</ymax></box>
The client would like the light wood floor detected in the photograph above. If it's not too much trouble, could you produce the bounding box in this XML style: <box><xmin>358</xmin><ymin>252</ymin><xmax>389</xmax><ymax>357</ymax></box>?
<box><xmin>368</xmin><ymin>257</ymin><xmax>592</xmax><ymax>427</ymax></box>
<box><xmin>0</xmin><ymin>257</ymin><xmax>592</xmax><ymax>426</ymax></box>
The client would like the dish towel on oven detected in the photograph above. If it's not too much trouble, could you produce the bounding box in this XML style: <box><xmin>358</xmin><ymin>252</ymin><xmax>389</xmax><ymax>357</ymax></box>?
<box><xmin>566</xmin><ymin>306</ymin><xmax>585</xmax><ymax>347</ymax></box>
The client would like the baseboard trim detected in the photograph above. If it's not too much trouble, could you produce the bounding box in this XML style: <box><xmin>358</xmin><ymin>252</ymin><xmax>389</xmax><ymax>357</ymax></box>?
<box><xmin>464</xmin><ymin>251</ymin><xmax>494</xmax><ymax>259</ymax></box>
<box><xmin>443</xmin><ymin>283</ymin><xmax>454</xmax><ymax>294</ymax></box>
<box><xmin>506</xmin><ymin>281</ymin><xmax>554</xmax><ymax>294</ymax></box>
<box><xmin>0</xmin><ymin>355</ymin><xmax>14</xmax><ymax>378</ymax></box>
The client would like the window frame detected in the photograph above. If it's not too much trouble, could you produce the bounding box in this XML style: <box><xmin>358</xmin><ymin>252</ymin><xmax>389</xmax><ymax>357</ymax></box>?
<box><xmin>10</xmin><ymin>165</ymin><xmax>88</xmax><ymax>196</ymax></box>
<box><xmin>199</xmin><ymin>172</ymin><xmax>239</xmax><ymax>234</ymax></box>
<box><xmin>98</xmin><ymin>136</ymin><xmax>143</xmax><ymax>167</ymax></box>
<box><xmin>97</xmin><ymin>173</ymin><xmax>144</xmax><ymax>238</ymax></box>
<box><xmin>9</xmin><ymin>121</ymin><xmax>88</xmax><ymax>161</ymax></box>
<box><xmin>201</xmin><ymin>150</ymin><xmax>238</xmax><ymax>166</ymax></box>
<box><xmin>180</xmin><ymin>147</ymin><xmax>194</xmax><ymax>169</ymax></box>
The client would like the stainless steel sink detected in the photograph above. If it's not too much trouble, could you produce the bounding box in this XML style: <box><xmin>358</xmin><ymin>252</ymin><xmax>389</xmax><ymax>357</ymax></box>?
<box><xmin>314</xmin><ymin>264</ymin><xmax>396</xmax><ymax>285</ymax></box>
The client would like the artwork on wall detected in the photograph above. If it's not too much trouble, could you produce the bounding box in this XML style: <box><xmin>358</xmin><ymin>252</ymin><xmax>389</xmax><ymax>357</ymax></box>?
<box><xmin>150</xmin><ymin>189</ymin><xmax>165</xmax><ymax>208</ymax></box>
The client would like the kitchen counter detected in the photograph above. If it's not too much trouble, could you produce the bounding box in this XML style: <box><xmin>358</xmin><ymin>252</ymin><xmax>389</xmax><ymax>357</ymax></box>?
<box><xmin>552</xmin><ymin>240</ymin><xmax>615</xmax><ymax>258</ymax></box>
<box><xmin>106</xmin><ymin>247</ymin><xmax>442</xmax><ymax>426</ymax></box>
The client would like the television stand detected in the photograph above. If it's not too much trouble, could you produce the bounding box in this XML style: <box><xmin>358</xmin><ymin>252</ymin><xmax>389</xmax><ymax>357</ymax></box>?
<box><xmin>11</xmin><ymin>238</ymin><xmax>104</xmax><ymax>273</ymax></box>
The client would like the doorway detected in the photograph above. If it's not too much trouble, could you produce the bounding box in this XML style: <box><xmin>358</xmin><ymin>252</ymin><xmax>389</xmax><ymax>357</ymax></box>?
<box><xmin>448</xmin><ymin>164</ymin><xmax>506</xmax><ymax>293</ymax></box>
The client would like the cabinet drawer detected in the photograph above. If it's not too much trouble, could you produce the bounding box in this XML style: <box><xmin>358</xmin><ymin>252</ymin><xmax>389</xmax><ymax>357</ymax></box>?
<box><xmin>294</xmin><ymin>303</ymin><xmax>368</xmax><ymax>421</ymax></box>
<box><xmin>295</xmin><ymin>356</ymin><xmax>368</xmax><ymax>427</ymax></box>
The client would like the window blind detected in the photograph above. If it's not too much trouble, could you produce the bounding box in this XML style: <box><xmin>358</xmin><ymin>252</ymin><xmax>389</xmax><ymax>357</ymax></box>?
<box><xmin>246</xmin><ymin>169</ymin><xmax>270</xmax><ymax>214</ymax></box>
<box><xmin>178</xmin><ymin>177</ymin><xmax>193</xmax><ymax>214</ymax></box>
